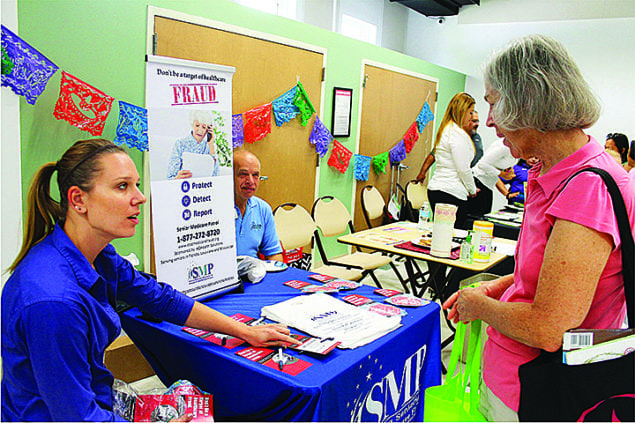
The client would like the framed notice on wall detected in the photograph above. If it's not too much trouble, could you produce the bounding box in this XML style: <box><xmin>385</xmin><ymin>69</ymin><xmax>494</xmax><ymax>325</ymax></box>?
<box><xmin>331</xmin><ymin>87</ymin><xmax>353</xmax><ymax>137</ymax></box>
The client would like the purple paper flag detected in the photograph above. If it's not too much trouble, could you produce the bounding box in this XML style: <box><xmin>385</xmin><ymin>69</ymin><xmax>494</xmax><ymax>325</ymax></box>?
<box><xmin>389</xmin><ymin>140</ymin><xmax>407</xmax><ymax>164</ymax></box>
<box><xmin>232</xmin><ymin>114</ymin><xmax>244</xmax><ymax>149</ymax></box>
<box><xmin>1</xmin><ymin>25</ymin><xmax>58</xmax><ymax>105</ymax></box>
<box><xmin>272</xmin><ymin>86</ymin><xmax>299</xmax><ymax>126</ymax></box>
<box><xmin>309</xmin><ymin>116</ymin><xmax>333</xmax><ymax>158</ymax></box>
<box><xmin>114</xmin><ymin>101</ymin><xmax>148</xmax><ymax>152</ymax></box>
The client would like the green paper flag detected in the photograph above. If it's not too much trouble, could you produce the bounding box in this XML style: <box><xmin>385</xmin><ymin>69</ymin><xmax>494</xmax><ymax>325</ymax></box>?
<box><xmin>292</xmin><ymin>81</ymin><xmax>316</xmax><ymax>126</ymax></box>
<box><xmin>372</xmin><ymin>152</ymin><xmax>390</xmax><ymax>174</ymax></box>
<box><xmin>1</xmin><ymin>45</ymin><xmax>14</xmax><ymax>75</ymax></box>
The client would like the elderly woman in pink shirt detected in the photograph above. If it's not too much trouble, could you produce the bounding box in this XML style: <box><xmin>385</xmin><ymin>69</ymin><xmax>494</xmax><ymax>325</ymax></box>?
<box><xmin>443</xmin><ymin>34</ymin><xmax>635</xmax><ymax>421</ymax></box>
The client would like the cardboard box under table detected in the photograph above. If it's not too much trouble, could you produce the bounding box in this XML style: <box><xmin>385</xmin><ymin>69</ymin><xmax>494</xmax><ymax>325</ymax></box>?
<box><xmin>104</xmin><ymin>335</ymin><xmax>155</xmax><ymax>383</ymax></box>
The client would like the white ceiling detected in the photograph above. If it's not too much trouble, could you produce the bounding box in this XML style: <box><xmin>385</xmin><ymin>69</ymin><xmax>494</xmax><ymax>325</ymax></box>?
<box><xmin>458</xmin><ymin>0</ymin><xmax>635</xmax><ymax>24</ymax></box>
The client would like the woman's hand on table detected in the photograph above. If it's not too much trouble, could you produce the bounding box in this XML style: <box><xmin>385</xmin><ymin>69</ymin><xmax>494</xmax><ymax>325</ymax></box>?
<box><xmin>241</xmin><ymin>323</ymin><xmax>301</xmax><ymax>348</ymax></box>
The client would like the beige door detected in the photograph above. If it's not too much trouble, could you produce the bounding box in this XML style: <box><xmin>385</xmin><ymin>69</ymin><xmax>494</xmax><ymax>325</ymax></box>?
<box><xmin>154</xmin><ymin>16</ymin><xmax>324</xmax><ymax>214</ymax></box>
<box><xmin>355</xmin><ymin>64</ymin><xmax>437</xmax><ymax>229</ymax></box>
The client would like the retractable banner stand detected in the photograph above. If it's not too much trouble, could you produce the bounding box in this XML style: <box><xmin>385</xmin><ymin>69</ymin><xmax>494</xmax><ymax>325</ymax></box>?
<box><xmin>146</xmin><ymin>56</ymin><xmax>240</xmax><ymax>300</ymax></box>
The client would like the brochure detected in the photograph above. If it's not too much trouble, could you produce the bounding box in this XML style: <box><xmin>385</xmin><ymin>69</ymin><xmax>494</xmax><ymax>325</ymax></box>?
<box><xmin>261</xmin><ymin>293</ymin><xmax>402</xmax><ymax>349</ymax></box>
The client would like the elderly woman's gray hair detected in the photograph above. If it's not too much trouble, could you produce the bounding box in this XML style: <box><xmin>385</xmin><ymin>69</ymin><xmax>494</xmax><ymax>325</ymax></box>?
<box><xmin>483</xmin><ymin>34</ymin><xmax>601</xmax><ymax>132</ymax></box>
<box><xmin>189</xmin><ymin>110</ymin><xmax>213</xmax><ymax>126</ymax></box>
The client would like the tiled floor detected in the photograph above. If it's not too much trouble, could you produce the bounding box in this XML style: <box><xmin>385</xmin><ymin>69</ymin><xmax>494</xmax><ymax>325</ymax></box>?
<box><xmin>129</xmin><ymin>258</ymin><xmax>455</xmax><ymax>392</ymax></box>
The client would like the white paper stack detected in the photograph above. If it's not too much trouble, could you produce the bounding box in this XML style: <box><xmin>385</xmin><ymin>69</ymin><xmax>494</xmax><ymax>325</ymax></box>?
<box><xmin>182</xmin><ymin>152</ymin><xmax>215</xmax><ymax>178</ymax></box>
<box><xmin>261</xmin><ymin>293</ymin><xmax>402</xmax><ymax>349</ymax></box>
<box><xmin>492</xmin><ymin>241</ymin><xmax>516</xmax><ymax>256</ymax></box>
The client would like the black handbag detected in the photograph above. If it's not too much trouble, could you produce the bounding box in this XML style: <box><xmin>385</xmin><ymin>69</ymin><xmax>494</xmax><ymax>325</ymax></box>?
<box><xmin>518</xmin><ymin>167</ymin><xmax>635</xmax><ymax>422</ymax></box>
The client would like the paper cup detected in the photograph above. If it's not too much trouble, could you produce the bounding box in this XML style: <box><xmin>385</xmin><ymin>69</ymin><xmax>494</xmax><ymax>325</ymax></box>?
<box><xmin>430</xmin><ymin>203</ymin><xmax>458</xmax><ymax>257</ymax></box>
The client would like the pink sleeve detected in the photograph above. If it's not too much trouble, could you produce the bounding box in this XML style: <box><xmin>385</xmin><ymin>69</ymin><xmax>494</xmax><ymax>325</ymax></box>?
<box><xmin>546</xmin><ymin>172</ymin><xmax>621</xmax><ymax>250</ymax></box>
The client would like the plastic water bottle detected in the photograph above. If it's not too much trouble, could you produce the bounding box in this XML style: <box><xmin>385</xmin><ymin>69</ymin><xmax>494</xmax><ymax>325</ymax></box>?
<box><xmin>418</xmin><ymin>202</ymin><xmax>431</xmax><ymax>231</ymax></box>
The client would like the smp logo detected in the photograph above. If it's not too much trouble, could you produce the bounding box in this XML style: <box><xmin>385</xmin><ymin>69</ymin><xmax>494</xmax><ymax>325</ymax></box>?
<box><xmin>188</xmin><ymin>262</ymin><xmax>214</xmax><ymax>284</ymax></box>
<box><xmin>350</xmin><ymin>344</ymin><xmax>427</xmax><ymax>422</ymax></box>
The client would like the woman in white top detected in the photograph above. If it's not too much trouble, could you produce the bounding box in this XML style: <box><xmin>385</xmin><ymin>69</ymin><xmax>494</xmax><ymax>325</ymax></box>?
<box><xmin>469</xmin><ymin>139</ymin><xmax>517</xmax><ymax>215</ymax></box>
<box><xmin>427</xmin><ymin>92</ymin><xmax>478</xmax><ymax>229</ymax></box>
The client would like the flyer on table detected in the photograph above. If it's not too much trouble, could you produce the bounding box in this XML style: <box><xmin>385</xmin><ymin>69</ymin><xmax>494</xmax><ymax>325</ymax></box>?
<box><xmin>146</xmin><ymin>56</ymin><xmax>239</xmax><ymax>299</ymax></box>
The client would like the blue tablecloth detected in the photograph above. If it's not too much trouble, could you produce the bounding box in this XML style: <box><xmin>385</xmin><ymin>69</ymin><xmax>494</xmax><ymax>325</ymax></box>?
<box><xmin>121</xmin><ymin>267</ymin><xmax>441</xmax><ymax>422</ymax></box>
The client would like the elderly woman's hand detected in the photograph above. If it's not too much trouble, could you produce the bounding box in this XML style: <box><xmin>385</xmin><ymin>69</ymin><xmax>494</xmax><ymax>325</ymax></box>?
<box><xmin>175</xmin><ymin>169</ymin><xmax>193</xmax><ymax>179</ymax></box>
<box><xmin>443</xmin><ymin>276</ymin><xmax>513</xmax><ymax>323</ymax></box>
<box><xmin>443</xmin><ymin>284</ymin><xmax>488</xmax><ymax>323</ymax></box>
<box><xmin>453</xmin><ymin>287</ymin><xmax>485</xmax><ymax>323</ymax></box>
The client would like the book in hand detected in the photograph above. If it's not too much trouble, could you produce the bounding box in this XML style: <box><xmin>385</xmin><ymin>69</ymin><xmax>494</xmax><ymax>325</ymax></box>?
<box><xmin>562</xmin><ymin>328</ymin><xmax>635</xmax><ymax>365</ymax></box>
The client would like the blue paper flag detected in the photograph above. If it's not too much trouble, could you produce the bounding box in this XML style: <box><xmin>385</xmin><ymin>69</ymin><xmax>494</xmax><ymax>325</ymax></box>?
<box><xmin>272</xmin><ymin>86</ymin><xmax>299</xmax><ymax>127</ymax></box>
<box><xmin>416</xmin><ymin>102</ymin><xmax>435</xmax><ymax>133</ymax></box>
<box><xmin>232</xmin><ymin>114</ymin><xmax>244</xmax><ymax>149</ymax></box>
<box><xmin>114</xmin><ymin>101</ymin><xmax>148</xmax><ymax>152</ymax></box>
<box><xmin>389</xmin><ymin>140</ymin><xmax>407</xmax><ymax>164</ymax></box>
<box><xmin>309</xmin><ymin>115</ymin><xmax>332</xmax><ymax>158</ymax></box>
<box><xmin>354</xmin><ymin>155</ymin><xmax>372</xmax><ymax>181</ymax></box>
<box><xmin>1</xmin><ymin>25</ymin><xmax>58</xmax><ymax>105</ymax></box>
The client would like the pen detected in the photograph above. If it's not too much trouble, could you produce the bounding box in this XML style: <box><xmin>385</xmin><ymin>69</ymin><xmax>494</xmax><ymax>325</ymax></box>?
<box><xmin>277</xmin><ymin>347</ymin><xmax>285</xmax><ymax>371</ymax></box>
<box><xmin>320</xmin><ymin>337</ymin><xmax>335</xmax><ymax>343</ymax></box>
<box><xmin>249</xmin><ymin>317</ymin><xmax>265</xmax><ymax>326</ymax></box>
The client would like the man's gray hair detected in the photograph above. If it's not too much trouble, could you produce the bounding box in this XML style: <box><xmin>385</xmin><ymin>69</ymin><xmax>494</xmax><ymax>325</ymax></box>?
<box><xmin>483</xmin><ymin>34</ymin><xmax>601</xmax><ymax>132</ymax></box>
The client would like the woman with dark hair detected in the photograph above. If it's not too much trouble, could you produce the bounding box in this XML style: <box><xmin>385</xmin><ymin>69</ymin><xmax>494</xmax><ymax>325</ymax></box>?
<box><xmin>425</xmin><ymin>92</ymin><xmax>479</xmax><ymax>229</ymax></box>
<box><xmin>2</xmin><ymin>138</ymin><xmax>297</xmax><ymax>422</ymax></box>
<box><xmin>443</xmin><ymin>35</ymin><xmax>635</xmax><ymax>421</ymax></box>
<box><xmin>499</xmin><ymin>156</ymin><xmax>541</xmax><ymax>204</ymax></box>
<box><xmin>605</xmin><ymin>132</ymin><xmax>629</xmax><ymax>164</ymax></box>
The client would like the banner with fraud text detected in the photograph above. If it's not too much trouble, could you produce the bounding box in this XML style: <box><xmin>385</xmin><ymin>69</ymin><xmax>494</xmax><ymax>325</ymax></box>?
<box><xmin>146</xmin><ymin>56</ymin><xmax>239</xmax><ymax>300</ymax></box>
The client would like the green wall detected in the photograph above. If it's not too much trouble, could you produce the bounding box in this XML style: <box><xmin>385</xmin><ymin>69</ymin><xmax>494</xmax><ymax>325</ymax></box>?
<box><xmin>16</xmin><ymin>0</ymin><xmax>465</xmax><ymax>266</ymax></box>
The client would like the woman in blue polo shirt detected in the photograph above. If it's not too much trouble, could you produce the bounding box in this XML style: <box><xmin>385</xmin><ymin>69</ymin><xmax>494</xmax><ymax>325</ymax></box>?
<box><xmin>500</xmin><ymin>156</ymin><xmax>540</xmax><ymax>204</ymax></box>
<box><xmin>1</xmin><ymin>138</ymin><xmax>297</xmax><ymax>422</ymax></box>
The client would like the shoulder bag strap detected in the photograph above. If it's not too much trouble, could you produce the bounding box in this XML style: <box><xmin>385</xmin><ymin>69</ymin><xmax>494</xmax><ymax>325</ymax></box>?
<box><xmin>560</xmin><ymin>167</ymin><xmax>634</xmax><ymax>327</ymax></box>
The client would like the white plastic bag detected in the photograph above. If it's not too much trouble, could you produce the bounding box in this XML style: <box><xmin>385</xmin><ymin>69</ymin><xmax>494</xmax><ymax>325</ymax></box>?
<box><xmin>236</xmin><ymin>255</ymin><xmax>266</xmax><ymax>283</ymax></box>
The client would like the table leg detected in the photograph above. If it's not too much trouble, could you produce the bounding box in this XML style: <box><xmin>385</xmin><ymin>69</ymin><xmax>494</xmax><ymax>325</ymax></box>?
<box><xmin>403</xmin><ymin>258</ymin><xmax>431</xmax><ymax>297</ymax></box>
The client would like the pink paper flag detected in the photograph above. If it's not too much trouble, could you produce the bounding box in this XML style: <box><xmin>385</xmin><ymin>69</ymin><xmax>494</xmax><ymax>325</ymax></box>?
<box><xmin>53</xmin><ymin>71</ymin><xmax>114</xmax><ymax>136</ymax></box>
<box><xmin>403</xmin><ymin>122</ymin><xmax>419</xmax><ymax>153</ymax></box>
<box><xmin>243</xmin><ymin>103</ymin><xmax>272</xmax><ymax>143</ymax></box>
<box><xmin>327</xmin><ymin>140</ymin><xmax>353</xmax><ymax>174</ymax></box>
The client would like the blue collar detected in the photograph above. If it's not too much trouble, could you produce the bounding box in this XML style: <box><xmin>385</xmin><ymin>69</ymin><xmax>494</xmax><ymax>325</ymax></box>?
<box><xmin>50</xmin><ymin>222</ymin><xmax>105</xmax><ymax>292</ymax></box>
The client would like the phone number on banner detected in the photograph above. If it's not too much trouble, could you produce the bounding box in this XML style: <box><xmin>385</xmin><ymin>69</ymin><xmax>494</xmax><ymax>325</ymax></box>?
<box><xmin>177</xmin><ymin>229</ymin><xmax>221</xmax><ymax>244</ymax></box>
